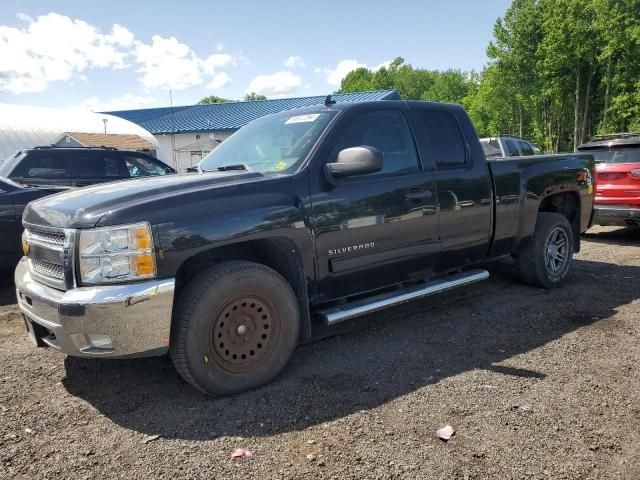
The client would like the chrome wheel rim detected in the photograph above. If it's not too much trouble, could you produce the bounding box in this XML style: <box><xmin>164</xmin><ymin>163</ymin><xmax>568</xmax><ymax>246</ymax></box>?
<box><xmin>544</xmin><ymin>227</ymin><xmax>569</xmax><ymax>274</ymax></box>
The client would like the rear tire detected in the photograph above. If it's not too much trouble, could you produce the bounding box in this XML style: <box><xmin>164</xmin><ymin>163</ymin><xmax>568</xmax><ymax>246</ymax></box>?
<box><xmin>170</xmin><ymin>261</ymin><xmax>300</xmax><ymax>396</ymax></box>
<box><xmin>516</xmin><ymin>212</ymin><xmax>574</xmax><ymax>289</ymax></box>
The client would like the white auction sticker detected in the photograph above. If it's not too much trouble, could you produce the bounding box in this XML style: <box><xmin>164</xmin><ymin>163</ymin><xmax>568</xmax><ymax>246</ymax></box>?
<box><xmin>285</xmin><ymin>113</ymin><xmax>321</xmax><ymax>124</ymax></box>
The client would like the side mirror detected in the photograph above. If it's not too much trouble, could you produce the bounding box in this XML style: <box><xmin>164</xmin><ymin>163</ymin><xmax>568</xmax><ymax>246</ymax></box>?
<box><xmin>325</xmin><ymin>146</ymin><xmax>383</xmax><ymax>179</ymax></box>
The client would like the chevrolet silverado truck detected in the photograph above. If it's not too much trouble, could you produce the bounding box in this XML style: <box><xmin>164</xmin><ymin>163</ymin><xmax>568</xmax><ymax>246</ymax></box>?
<box><xmin>15</xmin><ymin>100</ymin><xmax>595</xmax><ymax>396</ymax></box>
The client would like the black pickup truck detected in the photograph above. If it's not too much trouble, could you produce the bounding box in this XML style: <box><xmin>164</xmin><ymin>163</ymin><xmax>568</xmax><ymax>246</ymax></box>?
<box><xmin>15</xmin><ymin>100</ymin><xmax>594</xmax><ymax>396</ymax></box>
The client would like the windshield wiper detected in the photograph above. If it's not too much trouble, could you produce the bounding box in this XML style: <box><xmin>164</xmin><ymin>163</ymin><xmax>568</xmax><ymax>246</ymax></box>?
<box><xmin>200</xmin><ymin>163</ymin><xmax>254</xmax><ymax>173</ymax></box>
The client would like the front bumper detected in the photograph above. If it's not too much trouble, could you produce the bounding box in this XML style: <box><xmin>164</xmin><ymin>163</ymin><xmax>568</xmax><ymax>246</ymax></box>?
<box><xmin>592</xmin><ymin>205</ymin><xmax>640</xmax><ymax>227</ymax></box>
<box><xmin>15</xmin><ymin>258</ymin><xmax>175</xmax><ymax>358</ymax></box>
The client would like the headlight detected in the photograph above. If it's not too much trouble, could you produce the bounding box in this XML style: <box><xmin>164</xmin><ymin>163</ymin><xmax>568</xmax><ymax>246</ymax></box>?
<box><xmin>78</xmin><ymin>222</ymin><xmax>156</xmax><ymax>285</ymax></box>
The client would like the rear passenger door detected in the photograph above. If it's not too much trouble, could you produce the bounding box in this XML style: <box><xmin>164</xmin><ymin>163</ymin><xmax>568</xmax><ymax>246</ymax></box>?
<box><xmin>9</xmin><ymin>150</ymin><xmax>72</xmax><ymax>188</ymax></box>
<box><xmin>71</xmin><ymin>152</ymin><xmax>124</xmax><ymax>187</ymax></box>
<box><xmin>412</xmin><ymin>106</ymin><xmax>493</xmax><ymax>270</ymax></box>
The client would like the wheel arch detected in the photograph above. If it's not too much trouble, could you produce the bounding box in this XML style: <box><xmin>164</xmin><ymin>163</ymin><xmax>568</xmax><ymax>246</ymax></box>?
<box><xmin>172</xmin><ymin>237</ymin><xmax>312</xmax><ymax>339</ymax></box>
<box><xmin>537</xmin><ymin>191</ymin><xmax>581</xmax><ymax>252</ymax></box>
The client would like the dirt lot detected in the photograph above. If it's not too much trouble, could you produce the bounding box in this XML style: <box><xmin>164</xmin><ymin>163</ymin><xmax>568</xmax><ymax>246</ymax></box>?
<box><xmin>1</xmin><ymin>226</ymin><xmax>639</xmax><ymax>479</ymax></box>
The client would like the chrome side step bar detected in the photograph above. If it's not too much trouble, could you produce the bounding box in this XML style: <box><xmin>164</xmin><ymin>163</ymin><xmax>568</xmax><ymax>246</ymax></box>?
<box><xmin>318</xmin><ymin>269</ymin><xmax>489</xmax><ymax>325</ymax></box>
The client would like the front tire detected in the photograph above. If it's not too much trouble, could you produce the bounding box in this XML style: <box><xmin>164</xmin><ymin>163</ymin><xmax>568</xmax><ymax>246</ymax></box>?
<box><xmin>170</xmin><ymin>261</ymin><xmax>300</xmax><ymax>396</ymax></box>
<box><xmin>516</xmin><ymin>212</ymin><xmax>574</xmax><ymax>288</ymax></box>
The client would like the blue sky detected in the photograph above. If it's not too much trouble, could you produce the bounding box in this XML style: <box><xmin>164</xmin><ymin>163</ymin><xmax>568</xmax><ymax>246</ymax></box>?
<box><xmin>0</xmin><ymin>0</ymin><xmax>512</xmax><ymax>111</ymax></box>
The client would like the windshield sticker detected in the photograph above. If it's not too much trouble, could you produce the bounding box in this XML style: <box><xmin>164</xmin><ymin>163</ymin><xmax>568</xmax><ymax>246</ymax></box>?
<box><xmin>285</xmin><ymin>113</ymin><xmax>321</xmax><ymax>124</ymax></box>
<box><xmin>274</xmin><ymin>161</ymin><xmax>287</xmax><ymax>170</ymax></box>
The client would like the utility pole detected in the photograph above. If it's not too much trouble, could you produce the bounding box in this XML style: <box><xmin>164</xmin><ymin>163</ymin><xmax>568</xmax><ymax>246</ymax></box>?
<box><xmin>170</xmin><ymin>90</ymin><xmax>177</xmax><ymax>169</ymax></box>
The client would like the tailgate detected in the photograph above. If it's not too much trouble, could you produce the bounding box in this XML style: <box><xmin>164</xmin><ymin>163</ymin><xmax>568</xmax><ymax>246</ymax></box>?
<box><xmin>595</xmin><ymin>163</ymin><xmax>640</xmax><ymax>205</ymax></box>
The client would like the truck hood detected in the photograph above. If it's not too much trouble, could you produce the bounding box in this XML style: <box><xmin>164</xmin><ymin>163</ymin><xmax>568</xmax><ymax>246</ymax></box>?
<box><xmin>23</xmin><ymin>171</ymin><xmax>265</xmax><ymax>229</ymax></box>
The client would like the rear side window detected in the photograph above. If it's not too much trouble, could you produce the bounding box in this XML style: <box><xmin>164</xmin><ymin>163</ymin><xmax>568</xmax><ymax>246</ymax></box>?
<box><xmin>518</xmin><ymin>141</ymin><xmax>534</xmax><ymax>156</ymax></box>
<box><xmin>124</xmin><ymin>156</ymin><xmax>168</xmax><ymax>177</ymax></box>
<box><xmin>585</xmin><ymin>148</ymin><xmax>640</xmax><ymax>164</ymax></box>
<box><xmin>76</xmin><ymin>155</ymin><xmax>122</xmax><ymax>178</ymax></box>
<box><xmin>420</xmin><ymin>111</ymin><xmax>467</xmax><ymax>169</ymax></box>
<box><xmin>333</xmin><ymin>110</ymin><xmax>420</xmax><ymax>176</ymax></box>
<box><xmin>10</xmin><ymin>152</ymin><xmax>71</xmax><ymax>180</ymax></box>
<box><xmin>505</xmin><ymin>139</ymin><xmax>521</xmax><ymax>157</ymax></box>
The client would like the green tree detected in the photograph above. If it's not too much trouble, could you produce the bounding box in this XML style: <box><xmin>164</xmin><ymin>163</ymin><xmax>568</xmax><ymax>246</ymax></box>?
<box><xmin>198</xmin><ymin>95</ymin><xmax>233</xmax><ymax>104</ymax></box>
<box><xmin>244</xmin><ymin>92</ymin><xmax>267</xmax><ymax>101</ymax></box>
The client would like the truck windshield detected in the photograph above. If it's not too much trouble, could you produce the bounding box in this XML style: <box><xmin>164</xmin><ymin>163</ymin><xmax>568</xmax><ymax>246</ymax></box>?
<box><xmin>587</xmin><ymin>147</ymin><xmax>640</xmax><ymax>164</ymax></box>
<box><xmin>199</xmin><ymin>110</ymin><xmax>337</xmax><ymax>174</ymax></box>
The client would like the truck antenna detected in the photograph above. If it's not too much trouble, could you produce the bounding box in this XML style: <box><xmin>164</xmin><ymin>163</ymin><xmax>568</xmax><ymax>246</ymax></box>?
<box><xmin>324</xmin><ymin>94</ymin><xmax>336</xmax><ymax>106</ymax></box>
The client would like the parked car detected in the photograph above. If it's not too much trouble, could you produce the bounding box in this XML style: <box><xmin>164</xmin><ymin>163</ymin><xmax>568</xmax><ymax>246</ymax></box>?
<box><xmin>16</xmin><ymin>100</ymin><xmax>594</xmax><ymax>396</ymax></box>
<box><xmin>0</xmin><ymin>177</ymin><xmax>57</xmax><ymax>270</ymax></box>
<box><xmin>0</xmin><ymin>146</ymin><xmax>175</xmax><ymax>188</ymax></box>
<box><xmin>577</xmin><ymin>133</ymin><xmax>640</xmax><ymax>228</ymax></box>
<box><xmin>0</xmin><ymin>147</ymin><xmax>175</xmax><ymax>271</ymax></box>
<box><xmin>480</xmin><ymin>136</ymin><xmax>543</xmax><ymax>159</ymax></box>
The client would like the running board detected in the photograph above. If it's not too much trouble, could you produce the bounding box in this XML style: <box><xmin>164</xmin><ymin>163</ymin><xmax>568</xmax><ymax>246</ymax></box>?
<box><xmin>318</xmin><ymin>269</ymin><xmax>489</xmax><ymax>325</ymax></box>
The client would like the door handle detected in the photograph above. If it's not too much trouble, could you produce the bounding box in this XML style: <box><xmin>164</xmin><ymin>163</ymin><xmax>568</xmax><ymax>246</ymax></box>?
<box><xmin>76</xmin><ymin>182</ymin><xmax>92</xmax><ymax>187</ymax></box>
<box><xmin>405</xmin><ymin>188</ymin><xmax>433</xmax><ymax>201</ymax></box>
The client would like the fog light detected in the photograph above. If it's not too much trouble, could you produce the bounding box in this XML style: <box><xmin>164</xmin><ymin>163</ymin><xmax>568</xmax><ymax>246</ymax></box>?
<box><xmin>86</xmin><ymin>334</ymin><xmax>113</xmax><ymax>350</ymax></box>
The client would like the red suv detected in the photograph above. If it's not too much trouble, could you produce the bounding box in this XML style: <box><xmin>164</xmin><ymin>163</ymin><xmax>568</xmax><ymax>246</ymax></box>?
<box><xmin>578</xmin><ymin>133</ymin><xmax>640</xmax><ymax>228</ymax></box>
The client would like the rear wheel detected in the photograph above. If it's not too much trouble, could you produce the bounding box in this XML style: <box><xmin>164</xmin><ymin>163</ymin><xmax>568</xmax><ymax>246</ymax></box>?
<box><xmin>170</xmin><ymin>261</ymin><xmax>299</xmax><ymax>396</ymax></box>
<box><xmin>516</xmin><ymin>212</ymin><xmax>574</xmax><ymax>288</ymax></box>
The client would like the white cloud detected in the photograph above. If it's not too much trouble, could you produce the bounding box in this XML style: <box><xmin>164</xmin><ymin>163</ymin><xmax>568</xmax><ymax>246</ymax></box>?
<box><xmin>322</xmin><ymin>59</ymin><xmax>393</xmax><ymax>86</ymax></box>
<box><xmin>207</xmin><ymin>72</ymin><xmax>232</xmax><ymax>90</ymax></box>
<box><xmin>16</xmin><ymin>13</ymin><xmax>33</xmax><ymax>23</ymax></box>
<box><xmin>284</xmin><ymin>55</ymin><xmax>305</xmax><ymax>69</ymax></box>
<box><xmin>202</xmin><ymin>53</ymin><xmax>234</xmax><ymax>75</ymax></box>
<box><xmin>0</xmin><ymin>12</ymin><xmax>235</xmax><ymax>94</ymax></box>
<box><xmin>134</xmin><ymin>38</ymin><xmax>235</xmax><ymax>91</ymax></box>
<box><xmin>324</xmin><ymin>59</ymin><xmax>366</xmax><ymax>86</ymax></box>
<box><xmin>216</xmin><ymin>43</ymin><xmax>225</xmax><ymax>51</ymax></box>
<box><xmin>247</xmin><ymin>71</ymin><xmax>301</xmax><ymax>97</ymax></box>
<box><xmin>134</xmin><ymin>35</ymin><xmax>204</xmax><ymax>90</ymax></box>
<box><xmin>107</xmin><ymin>24</ymin><xmax>135</xmax><ymax>47</ymax></box>
<box><xmin>373</xmin><ymin>60</ymin><xmax>393</xmax><ymax>71</ymax></box>
<box><xmin>79</xmin><ymin>94</ymin><xmax>158</xmax><ymax>112</ymax></box>
<box><xmin>0</xmin><ymin>12</ymin><xmax>133</xmax><ymax>94</ymax></box>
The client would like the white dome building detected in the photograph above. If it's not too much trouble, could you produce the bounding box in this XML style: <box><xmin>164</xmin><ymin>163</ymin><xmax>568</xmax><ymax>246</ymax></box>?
<box><xmin>0</xmin><ymin>103</ymin><xmax>164</xmax><ymax>162</ymax></box>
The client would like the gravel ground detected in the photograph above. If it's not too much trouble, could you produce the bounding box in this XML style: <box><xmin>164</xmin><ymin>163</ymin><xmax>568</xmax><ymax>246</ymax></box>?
<box><xmin>1</xmin><ymin>225</ymin><xmax>639</xmax><ymax>479</ymax></box>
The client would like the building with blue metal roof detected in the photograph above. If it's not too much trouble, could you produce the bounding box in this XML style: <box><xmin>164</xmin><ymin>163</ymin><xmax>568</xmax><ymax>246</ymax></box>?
<box><xmin>106</xmin><ymin>90</ymin><xmax>399</xmax><ymax>171</ymax></box>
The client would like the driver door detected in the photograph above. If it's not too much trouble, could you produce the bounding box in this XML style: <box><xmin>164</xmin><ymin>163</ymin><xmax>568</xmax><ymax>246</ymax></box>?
<box><xmin>309</xmin><ymin>106</ymin><xmax>440</xmax><ymax>303</ymax></box>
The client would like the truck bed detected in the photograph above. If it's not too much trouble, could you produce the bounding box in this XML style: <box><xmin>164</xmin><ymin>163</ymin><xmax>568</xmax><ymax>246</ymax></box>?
<box><xmin>487</xmin><ymin>154</ymin><xmax>595</xmax><ymax>258</ymax></box>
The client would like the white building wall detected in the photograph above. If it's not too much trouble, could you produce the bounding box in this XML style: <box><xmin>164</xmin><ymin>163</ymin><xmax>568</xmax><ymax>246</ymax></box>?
<box><xmin>155</xmin><ymin>131</ymin><xmax>235</xmax><ymax>171</ymax></box>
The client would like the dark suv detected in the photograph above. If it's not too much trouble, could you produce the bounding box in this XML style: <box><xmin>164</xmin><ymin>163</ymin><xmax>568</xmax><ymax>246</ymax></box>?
<box><xmin>0</xmin><ymin>147</ymin><xmax>175</xmax><ymax>188</ymax></box>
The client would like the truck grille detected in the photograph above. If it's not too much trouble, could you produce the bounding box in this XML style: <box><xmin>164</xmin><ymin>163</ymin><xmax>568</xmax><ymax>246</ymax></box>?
<box><xmin>28</xmin><ymin>230</ymin><xmax>65</xmax><ymax>247</ymax></box>
<box><xmin>25</xmin><ymin>226</ymin><xmax>73</xmax><ymax>290</ymax></box>
<box><xmin>31</xmin><ymin>258</ymin><xmax>65</xmax><ymax>280</ymax></box>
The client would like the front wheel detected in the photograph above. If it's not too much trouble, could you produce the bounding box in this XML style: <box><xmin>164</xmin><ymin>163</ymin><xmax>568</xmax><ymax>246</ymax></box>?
<box><xmin>170</xmin><ymin>261</ymin><xmax>300</xmax><ymax>396</ymax></box>
<box><xmin>516</xmin><ymin>212</ymin><xmax>575</xmax><ymax>288</ymax></box>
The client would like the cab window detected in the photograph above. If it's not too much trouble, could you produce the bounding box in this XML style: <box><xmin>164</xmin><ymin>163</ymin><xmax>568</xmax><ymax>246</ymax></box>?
<box><xmin>333</xmin><ymin>110</ymin><xmax>420</xmax><ymax>176</ymax></box>
<box><xmin>420</xmin><ymin>110</ymin><xmax>467</xmax><ymax>169</ymax></box>
<box><xmin>505</xmin><ymin>139</ymin><xmax>521</xmax><ymax>157</ymax></box>
<box><xmin>124</xmin><ymin>156</ymin><xmax>168</xmax><ymax>177</ymax></box>
<box><xmin>76</xmin><ymin>154</ymin><xmax>122</xmax><ymax>179</ymax></box>
<box><xmin>10</xmin><ymin>151</ymin><xmax>71</xmax><ymax>184</ymax></box>
<box><xmin>518</xmin><ymin>141</ymin><xmax>534</xmax><ymax>156</ymax></box>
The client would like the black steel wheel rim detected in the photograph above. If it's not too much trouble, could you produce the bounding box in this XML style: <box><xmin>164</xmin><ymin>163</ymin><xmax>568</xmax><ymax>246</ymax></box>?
<box><xmin>209</xmin><ymin>294</ymin><xmax>280</xmax><ymax>374</ymax></box>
